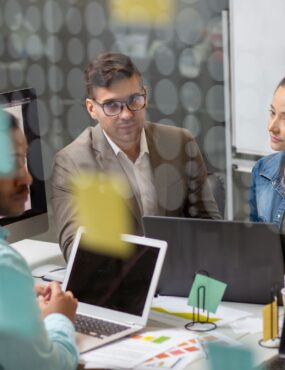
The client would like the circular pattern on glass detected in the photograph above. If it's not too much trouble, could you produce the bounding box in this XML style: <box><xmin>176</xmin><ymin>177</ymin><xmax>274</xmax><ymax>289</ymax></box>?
<box><xmin>67</xmin><ymin>68</ymin><xmax>85</xmax><ymax>99</ymax></box>
<box><xmin>0</xmin><ymin>63</ymin><xmax>7</xmax><ymax>90</ymax></box>
<box><xmin>28</xmin><ymin>138</ymin><xmax>53</xmax><ymax>181</ymax></box>
<box><xmin>85</xmin><ymin>2</ymin><xmax>105</xmax><ymax>36</ymax></box>
<box><xmin>0</xmin><ymin>35</ymin><xmax>4</xmax><ymax>57</ymax></box>
<box><xmin>66</xmin><ymin>7</ymin><xmax>82</xmax><ymax>35</ymax></box>
<box><xmin>183</xmin><ymin>115</ymin><xmax>201</xmax><ymax>138</ymax></box>
<box><xmin>180</xmin><ymin>82</ymin><xmax>202</xmax><ymax>113</ymax></box>
<box><xmin>9</xmin><ymin>62</ymin><xmax>24</xmax><ymax>87</ymax></box>
<box><xmin>66</xmin><ymin>104</ymin><xmax>90</xmax><ymax>140</ymax></box>
<box><xmin>26</xmin><ymin>64</ymin><xmax>46</xmax><ymax>96</ymax></box>
<box><xmin>176</xmin><ymin>8</ymin><xmax>204</xmax><ymax>45</ymax></box>
<box><xmin>155</xmin><ymin>25</ymin><xmax>174</xmax><ymax>43</ymax></box>
<box><xmin>4</xmin><ymin>0</ymin><xmax>22</xmax><ymax>29</ymax></box>
<box><xmin>207</xmin><ymin>17</ymin><xmax>223</xmax><ymax>48</ymax></box>
<box><xmin>26</xmin><ymin>6</ymin><xmax>41</xmax><ymax>32</ymax></box>
<box><xmin>7</xmin><ymin>33</ymin><xmax>23</xmax><ymax>59</ymax></box>
<box><xmin>27</xmin><ymin>99</ymin><xmax>49</xmax><ymax>136</ymax></box>
<box><xmin>45</xmin><ymin>36</ymin><xmax>62</xmax><ymax>63</ymax></box>
<box><xmin>88</xmin><ymin>39</ymin><xmax>105</xmax><ymax>60</ymax></box>
<box><xmin>203</xmin><ymin>126</ymin><xmax>226</xmax><ymax>170</ymax></box>
<box><xmin>154</xmin><ymin>79</ymin><xmax>178</xmax><ymax>115</ymax></box>
<box><xmin>26</xmin><ymin>34</ymin><xmax>43</xmax><ymax>61</ymax></box>
<box><xmin>207</xmin><ymin>50</ymin><xmax>224</xmax><ymax>82</ymax></box>
<box><xmin>208</xmin><ymin>0</ymin><xmax>228</xmax><ymax>13</ymax></box>
<box><xmin>179</xmin><ymin>48</ymin><xmax>201</xmax><ymax>78</ymax></box>
<box><xmin>52</xmin><ymin>118</ymin><xmax>63</xmax><ymax>134</ymax></box>
<box><xmin>158</xmin><ymin>118</ymin><xmax>175</xmax><ymax>126</ymax></box>
<box><xmin>48</xmin><ymin>65</ymin><xmax>64</xmax><ymax>93</ymax></box>
<box><xmin>154</xmin><ymin>45</ymin><xmax>175</xmax><ymax>76</ymax></box>
<box><xmin>43</xmin><ymin>0</ymin><xmax>63</xmax><ymax>33</ymax></box>
<box><xmin>49</xmin><ymin>95</ymin><xmax>63</xmax><ymax>117</ymax></box>
<box><xmin>205</xmin><ymin>85</ymin><xmax>224</xmax><ymax>122</ymax></box>
<box><xmin>67</xmin><ymin>38</ymin><xmax>84</xmax><ymax>65</ymax></box>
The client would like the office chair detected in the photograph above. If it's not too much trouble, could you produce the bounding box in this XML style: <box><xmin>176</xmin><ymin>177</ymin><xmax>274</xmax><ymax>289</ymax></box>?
<box><xmin>207</xmin><ymin>172</ymin><xmax>225</xmax><ymax>218</ymax></box>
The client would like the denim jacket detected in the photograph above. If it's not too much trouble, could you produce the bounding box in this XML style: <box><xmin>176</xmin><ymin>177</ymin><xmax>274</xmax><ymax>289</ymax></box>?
<box><xmin>249</xmin><ymin>151</ymin><xmax>285</xmax><ymax>227</ymax></box>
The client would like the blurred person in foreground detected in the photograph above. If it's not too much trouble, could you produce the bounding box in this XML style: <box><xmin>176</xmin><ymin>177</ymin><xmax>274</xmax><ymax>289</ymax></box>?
<box><xmin>52</xmin><ymin>52</ymin><xmax>221</xmax><ymax>260</ymax></box>
<box><xmin>0</xmin><ymin>111</ymin><xmax>79</xmax><ymax>370</ymax></box>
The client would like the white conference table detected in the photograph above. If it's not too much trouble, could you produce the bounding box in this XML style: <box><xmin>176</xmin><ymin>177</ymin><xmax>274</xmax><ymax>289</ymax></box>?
<box><xmin>11</xmin><ymin>239</ymin><xmax>279</xmax><ymax>370</ymax></box>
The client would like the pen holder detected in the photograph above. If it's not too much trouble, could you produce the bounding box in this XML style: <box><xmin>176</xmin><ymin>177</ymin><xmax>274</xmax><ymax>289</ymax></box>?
<box><xmin>258</xmin><ymin>290</ymin><xmax>280</xmax><ymax>349</ymax></box>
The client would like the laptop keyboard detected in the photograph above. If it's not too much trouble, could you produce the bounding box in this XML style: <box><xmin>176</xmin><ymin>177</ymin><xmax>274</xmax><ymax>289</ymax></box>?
<box><xmin>75</xmin><ymin>314</ymin><xmax>129</xmax><ymax>338</ymax></box>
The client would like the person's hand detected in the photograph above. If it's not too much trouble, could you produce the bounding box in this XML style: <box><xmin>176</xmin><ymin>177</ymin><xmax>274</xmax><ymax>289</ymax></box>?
<box><xmin>35</xmin><ymin>283</ymin><xmax>51</xmax><ymax>302</ymax></box>
<box><xmin>38</xmin><ymin>281</ymin><xmax>78</xmax><ymax>323</ymax></box>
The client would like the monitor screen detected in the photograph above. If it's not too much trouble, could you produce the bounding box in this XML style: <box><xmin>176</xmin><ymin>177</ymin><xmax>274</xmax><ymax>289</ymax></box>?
<box><xmin>0</xmin><ymin>88</ymin><xmax>48</xmax><ymax>242</ymax></box>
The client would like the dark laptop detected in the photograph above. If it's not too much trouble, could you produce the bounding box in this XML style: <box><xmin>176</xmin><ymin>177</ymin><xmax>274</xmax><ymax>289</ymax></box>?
<box><xmin>143</xmin><ymin>216</ymin><xmax>285</xmax><ymax>304</ymax></box>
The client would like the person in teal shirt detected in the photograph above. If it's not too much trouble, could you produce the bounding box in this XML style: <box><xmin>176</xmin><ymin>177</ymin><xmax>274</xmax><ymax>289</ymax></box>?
<box><xmin>0</xmin><ymin>111</ymin><xmax>79</xmax><ymax>370</ymax></box>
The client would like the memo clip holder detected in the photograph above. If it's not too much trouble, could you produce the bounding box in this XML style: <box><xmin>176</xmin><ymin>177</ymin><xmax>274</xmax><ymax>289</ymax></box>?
<box><xmin>258</xmin><ymin>286</ymin><xmax>280</xmax><ymax>349</ymax></box>
<box><xmin>185</xmin><ymin>270</ymin><xmax>217</xmax><ymax>332</ymax></box>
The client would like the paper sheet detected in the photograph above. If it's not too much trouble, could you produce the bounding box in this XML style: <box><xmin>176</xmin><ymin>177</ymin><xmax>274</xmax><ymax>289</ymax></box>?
<box><xmin>151</xmin><ymin>296</ymin><xmax>251</xmax><ymax>327</ymax></box>
<box><xmin>82</xmin><ymin>328</ymin><xmax>193</xmax><ymax>369</ymax></box>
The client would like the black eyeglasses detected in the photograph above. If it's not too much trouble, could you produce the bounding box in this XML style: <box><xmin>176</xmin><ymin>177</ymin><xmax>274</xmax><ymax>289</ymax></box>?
<box><xmin>93</xmin><ymin>89</ymin><xmax>146</xmax><ymax>117</ymax></box>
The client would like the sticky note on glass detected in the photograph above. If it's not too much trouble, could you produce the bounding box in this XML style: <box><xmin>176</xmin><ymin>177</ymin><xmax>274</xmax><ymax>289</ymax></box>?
<box><xmin>263</xmin><ymin>298</ymin><xmax>278</xmax><ymax>341</ymax></box>
<box><xmin>0</xmin><ymin>110</ymin><xmax>15</xmax><ymax>176</ymax></box>
<box><xmin>208</xmin><ymin>343</ymin><xmax>253</xmax><ymax>370</ymax></box>
<box><xmin>0</xmin><ymin>266</ymin><xmax>38</xmax><ymax>337</ymax></box>
<box><xmin>72</xmin><ymin>173</ymin><xmax>133</xmax><ymax>258</ymax></box>
<box><xmin>109</xmin><ymin>0</ymin><xmax>175</xmax><ymax>25</ymax></box>
<box><xmin>188</xmin><ymin>274</ymin><xmax>227</xmax><ymax>314</ymax></box>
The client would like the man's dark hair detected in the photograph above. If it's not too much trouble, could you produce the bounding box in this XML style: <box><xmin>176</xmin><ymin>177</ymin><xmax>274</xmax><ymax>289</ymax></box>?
<box><xmin>84</xmin><ymin>52</ymin><xmax>142</xmax><ymax>98</ymax></box>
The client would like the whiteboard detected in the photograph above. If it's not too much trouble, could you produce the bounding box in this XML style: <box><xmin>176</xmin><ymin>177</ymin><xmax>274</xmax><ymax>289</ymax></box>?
<box><xmin>229</xmin><ymin>0</ymin><xmax>285</xmax><ymax>155</ymax></box>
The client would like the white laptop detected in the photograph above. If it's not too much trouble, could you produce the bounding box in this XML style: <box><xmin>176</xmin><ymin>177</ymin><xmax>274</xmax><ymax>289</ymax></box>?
<box><xmin>62</xmin><ymin>227</ymin><xmax>167</xmax><ymax>353</ymax></box>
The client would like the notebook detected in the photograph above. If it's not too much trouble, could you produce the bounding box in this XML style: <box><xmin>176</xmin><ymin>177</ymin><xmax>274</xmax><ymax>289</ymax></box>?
<box><xmin>142</xmin><ymin>216</ymin><xmax>285</xmax><ymax>304</ymax></box>
<box><xmin>62</xmin><ymin>227</ymin><xmax>167</xmax><ymax>353</ymax></box>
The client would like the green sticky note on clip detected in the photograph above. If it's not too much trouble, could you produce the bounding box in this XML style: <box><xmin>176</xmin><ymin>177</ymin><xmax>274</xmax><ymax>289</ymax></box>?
<box><xmin>0</xmin><ymin>110</ymin><xmax>15</xmax><ymax>176</ymax></box>
<box><xmin>208</xmin><ymin>343</ymin><xmax>253</xmax><ymax>370</ymax></box>
<box><xmin>0</xmin><ymin>266</ymin><xmax>38</xmax><ymax>337</ymax></box>
<box><xmin>188</xmin><ymin>274</ymin><xmax>227</xmax><ymax>313</ymax></box>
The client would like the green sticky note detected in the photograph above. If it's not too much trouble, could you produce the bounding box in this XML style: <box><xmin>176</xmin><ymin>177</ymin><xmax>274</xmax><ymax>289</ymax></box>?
<box><xmin>188</xmin><ymin>274</ymin><xmax>227</xmax><ymax>313</ymax></box>
<box><xmin>208</xmin><ymin>343</ymin><xmax>253</xmax><ymax>370</ymax></box>
<box><xmin>0</xmin><ymin>110</ymin><xmax>15</xmax><ymax>175</ymax></box>
<box><xmin>0</xmin><ymin>266</ymin><xmax>38</xmax><ymax>337</ymax></box>
<box><xmin>153</xmin><ymin>336</ymin><xmax>170</xmax><ymax>344</ymax></box>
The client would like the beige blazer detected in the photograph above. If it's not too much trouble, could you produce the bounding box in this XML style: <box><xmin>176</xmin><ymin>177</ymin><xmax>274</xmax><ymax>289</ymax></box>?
<box><xmin>51</xmin><ymin>122</ymin><xmax>221</xmax><ymax>259</ymax></box>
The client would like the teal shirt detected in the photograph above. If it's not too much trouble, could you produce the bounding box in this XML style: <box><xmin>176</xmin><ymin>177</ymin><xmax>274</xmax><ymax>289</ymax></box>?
<box><xmin>0</xmin><ymin>227</ymin><xmax>79</xmax><ymax>370</ymax></box>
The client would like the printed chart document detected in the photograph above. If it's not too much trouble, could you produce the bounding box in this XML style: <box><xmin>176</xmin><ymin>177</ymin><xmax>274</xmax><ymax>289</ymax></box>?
<box><xmin>82</xmin><ymin>328</ymin><xmax>193</xmax><ymax>369</ymax></box>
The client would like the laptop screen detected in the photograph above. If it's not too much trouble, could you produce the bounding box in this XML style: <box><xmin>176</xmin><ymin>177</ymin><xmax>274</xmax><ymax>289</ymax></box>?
<box><xmin>65</xmin><ymin>239</ymin><xmax>160</xmax><ymax>316</ymax></box>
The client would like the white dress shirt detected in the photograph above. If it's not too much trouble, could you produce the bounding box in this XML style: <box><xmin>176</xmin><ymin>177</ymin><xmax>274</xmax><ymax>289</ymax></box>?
<box><xmin>103</xmin><ymin>129</ymin><xmax>158</xmax><ymax>216</ymax></box>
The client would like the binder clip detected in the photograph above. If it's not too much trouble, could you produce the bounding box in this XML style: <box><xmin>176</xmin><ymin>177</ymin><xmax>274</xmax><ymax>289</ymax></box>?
<box><xmin>258</xmin><ymin>287</ymin><xmax>280</xmax><ymax>348</ymax></box>
<box><xmin>185</xmin><ymin>271</ymin><xmax>217</xmax><ymax>332</ymax></box>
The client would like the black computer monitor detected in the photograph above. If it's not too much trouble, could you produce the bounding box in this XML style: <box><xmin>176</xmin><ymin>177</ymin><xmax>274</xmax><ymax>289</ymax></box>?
<box><xmin>0</xmin><ymin>88</ymin><xmax>48</xmax><ymax>242</ymax></box>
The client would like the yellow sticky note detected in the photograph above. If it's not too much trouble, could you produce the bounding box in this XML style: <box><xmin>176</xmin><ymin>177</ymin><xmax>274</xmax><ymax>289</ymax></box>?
<box><xmin>263</xmin><ymin>299</ymin><xmax>278</xmax><ymax>341</ymax></box>
<box><xmin>72</xmin><ymin>172</ymin><xmax>133</xmax><ymax>258</ymax></box>
<box><xmin>143</xmin><ymin>336</ymin><xmax>155</xmax><ymax>341</ymax></box>
<box><xmin>109</xmin><ymin>0</ymin><xmax>175</xmax><ymax>25</ymax></box>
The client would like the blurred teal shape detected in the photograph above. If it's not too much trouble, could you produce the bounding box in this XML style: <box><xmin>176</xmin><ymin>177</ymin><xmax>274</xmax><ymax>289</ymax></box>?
<box><xmin>208</xmin><ymin>342</ymin><xmax>254</xmax><ymax>370</ymax></box>
<box><xmin>0</xmin><ymin>266</ymin><xmax>38</xmax><ymax>338</ymax></box>
<box><xmin>188</xmin><ymin>273</ymin><xmax>227</xmax><ymax>314</ymax></box>
<box><xmin>0</xmin><ymin>110</ymin><xmax>15</xmax><ymax>176</ymax></box>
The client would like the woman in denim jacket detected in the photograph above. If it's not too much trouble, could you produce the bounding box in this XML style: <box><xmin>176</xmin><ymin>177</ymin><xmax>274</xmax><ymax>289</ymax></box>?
<box><xmin>249</xmin><ymin>78</ymin><xmax>285</xmax><ymax>227</ymax></box>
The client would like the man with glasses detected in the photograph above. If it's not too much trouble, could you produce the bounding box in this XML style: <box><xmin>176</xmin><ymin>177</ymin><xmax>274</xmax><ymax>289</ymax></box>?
<box><xmin>52</xmin><ymin>52</ymin><xmax>221</xmax><ymax>260</ymax></box>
